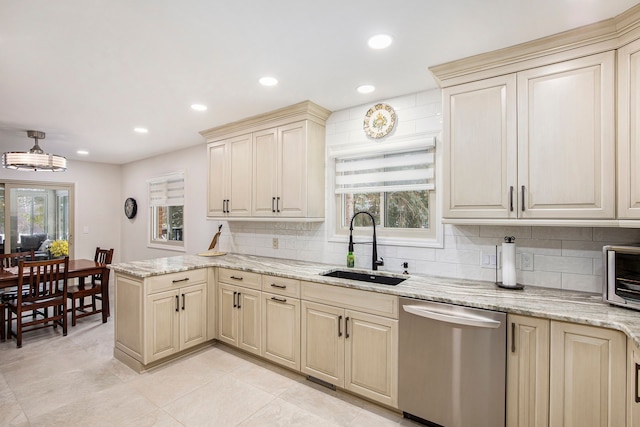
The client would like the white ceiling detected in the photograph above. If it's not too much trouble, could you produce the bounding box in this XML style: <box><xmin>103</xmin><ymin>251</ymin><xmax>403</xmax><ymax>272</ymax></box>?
<box><xmin>1</xmin><ymin>0</ymin><xmax>639</xmax><ymax>165</ymax></box>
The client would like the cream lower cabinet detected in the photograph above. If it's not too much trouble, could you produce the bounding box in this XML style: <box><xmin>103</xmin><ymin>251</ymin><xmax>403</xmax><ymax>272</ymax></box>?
<box><xmin>261</xmin><ymin>275</ymin><xmax>301</xmax><ymax>370</ymax></box>
<box><xmin>146</xmin><ymin>282</ymin><xmax>207</xmax><ymax>364</ymax></box>
<box><xmin>217</xmin><ymin>268</ymin><xmax>261</xmax><ymax>356</ymax></box>
<box><xmin>628</xmin><ymin>338</ymin><xmax>640</xmax><ymax>427</ymax></box>
<box><xmin>300</xmin><ymin>282</ymin><xmax>398</xmax><ymax>408</ymax></box>
<box><xmin>114</xmin><ymin>268</ymin><xmax>208</xmax><ymax>369</ymax></box>
<box><xmin>549</xmin><ymin>321</ymin><xmax>626</xmax><ymax>427</ymax></box>
<box><xmin>507</xmin><ymin>314</ymin><xmax>550</xmax><ymax>427</ymax></box>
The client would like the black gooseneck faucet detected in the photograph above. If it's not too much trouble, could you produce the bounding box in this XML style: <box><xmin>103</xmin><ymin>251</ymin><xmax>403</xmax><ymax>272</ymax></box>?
<box><xmin>348</xmin><ymin>211</ymin><xmax>384</xmax><ymax>271</ymax></box>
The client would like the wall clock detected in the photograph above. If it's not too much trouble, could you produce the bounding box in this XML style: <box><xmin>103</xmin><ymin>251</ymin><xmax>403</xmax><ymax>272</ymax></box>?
<box><xmin>363</xmin><ymin>103</ymin><xmax>396</xmax><ymax>139</ymax></box>
<box><xmin>124</xmin><ymin>197</ymin><xmax>137</xmax><ymax>219</ymax></box>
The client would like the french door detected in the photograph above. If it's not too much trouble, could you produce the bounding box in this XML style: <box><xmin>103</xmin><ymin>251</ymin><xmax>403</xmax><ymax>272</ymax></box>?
<box><xmin>0</xmin><ymin>181</ymin><xmax>74</xmax><ymax>257</ymax></box>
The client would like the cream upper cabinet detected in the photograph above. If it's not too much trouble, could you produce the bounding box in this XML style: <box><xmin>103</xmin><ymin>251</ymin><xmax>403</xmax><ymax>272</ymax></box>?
<box><xmin>202</xmin><ymin>101</ymin><xmax>330</xmax><ymax>221</ymax></box>
<box><xmin>207</xmin><ymin>133</ymin><xmax>252</xmax><ymax>217</ymax></box>
<box><xmin>443</xmin><ymin>52</ymin><xmax>615</xmax><ymax>221</ymax></box>
<box><xmin>253</xmin><ymin>120</ymin><xmax>324</xmax><ymax>218</ymax></box>
<box><xmin>443</xmin><ymin>74</ymin><xmax>517</xmax><ymax>218</ymax></box>
<box><xmin>628</xmin><ymin>338</ymin><xmax>640</xmax><ymax>427</ymax></box>
<box><xmin>517</xmin><ymin>52</ymin><xmax>615</xmax><ymax>219</ymax></box>
<box><xmin>506</xmin><ymin>314</ymin><xmax>550</xmax><ymax>427</ymax></box>
<box><xmin>549</xmin><ymin>321</ymin><xmax>626</xmax><ymax>427</ymax></box>
<box><xmin>618</xmin><ymin>38</ymin><xmax>640</xmax><ymax>219</ymax></box>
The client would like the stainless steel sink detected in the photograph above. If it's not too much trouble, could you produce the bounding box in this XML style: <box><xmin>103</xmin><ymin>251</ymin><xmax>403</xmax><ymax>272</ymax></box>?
<box><xmin>320</xmin><ymin>269</ymin><xmax>407</xmax><ymax>286</ymax></box>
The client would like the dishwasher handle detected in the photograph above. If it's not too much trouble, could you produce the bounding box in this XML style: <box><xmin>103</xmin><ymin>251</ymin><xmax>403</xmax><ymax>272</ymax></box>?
<box><xmin>402</xmin><ymin>304</ymin><xmax>502</xmax><ymax>329</ymax></box>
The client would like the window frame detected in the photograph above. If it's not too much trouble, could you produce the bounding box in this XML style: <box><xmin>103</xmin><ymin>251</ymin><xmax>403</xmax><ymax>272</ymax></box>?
<box><xmin>147</xmin><ymin>172</ymin><xmax>186</xmax><ymax>252</ymax></box>
<box><xmin>328</xmin><ymin>133</ymin><xmax>443</xmax><ymax>248</ymax></box>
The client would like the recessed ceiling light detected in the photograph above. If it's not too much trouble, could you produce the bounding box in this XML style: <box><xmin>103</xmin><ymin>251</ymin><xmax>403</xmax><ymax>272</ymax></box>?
<box><xmin>368</xmin><ymin>34</ymin><xmax>393</xmax><ymax>50</ymax></box>
<box><xmin>134</xmin><ymin>127</ymin><xmax>148</xmax><ymax>134</ymax></box>
<box><xmin>77</xmin><ymin>150</ymin><xmax>89</xmax><ymax>155</ymax></box>
<box><xmin>259</xmin><ymin>76</ymin><xmax>278</xmax><ymax>86</ymax></box>
<box><xmin>357</xmin><ymin>85</ymin><xmax>376</xmax><ymax>94</ymax></box>
<box><xmin>191</xmin><ymin>104</ymin><xmax>207</xmax><ymax>111</ymax></box>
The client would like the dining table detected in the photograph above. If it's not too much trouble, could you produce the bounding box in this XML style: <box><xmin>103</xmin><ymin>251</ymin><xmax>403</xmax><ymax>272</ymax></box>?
<box><xmin>0</xmin><ymin>258</ymin><xmax>111</xmax><ymax>318</ymax></box>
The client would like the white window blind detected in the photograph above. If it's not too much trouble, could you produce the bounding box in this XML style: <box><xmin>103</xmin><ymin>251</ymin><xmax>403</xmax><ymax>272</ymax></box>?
<box><xmin>334</xmin><ymin>141</ymin><xmax>435</xmax><ymax>194</ymax></box>
<box><xmin>149</xmin><ymin>172</ymin><xmax>185</xmax><ymax>207</ymax></box>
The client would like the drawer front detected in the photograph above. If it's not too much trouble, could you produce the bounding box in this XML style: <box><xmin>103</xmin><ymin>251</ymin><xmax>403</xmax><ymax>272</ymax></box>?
<box><xmin>147</xmin><ymin>268</ymin><xmax>207</xmax><ymax>294</ymax></box>
<box><xmin>218</xmin><ymin>268</ymin><xmax>261</xmax><ymax>290</ymax></box>
<box><xmin>262</xmin><ymin>275</ymin><xmax>300</xmax><ymax>298</ymax></box>
<box><xmin>301</xmin><ymin>281</ymin><xmax>398</xmax><ymax>319</ymax></box>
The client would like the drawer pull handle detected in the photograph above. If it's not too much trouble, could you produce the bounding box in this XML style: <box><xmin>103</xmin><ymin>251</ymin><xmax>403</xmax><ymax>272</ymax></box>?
<box><xmin>636</xmin><ymin>363</ymin><xmax>640</xmax><ymax>403</ymax></box>
<box><xmin>509</xmin><ymin>186</ymin><xmax>514</xmax><ymax>212</ymax></box>
<box><xmin>338</xmin><ymin>315</ymin><xmax>343</xmax><ymax>337</ymax></box>
<box><xmin>233</xmin><ymin>291</ymin><xmax>237</xmax><ymax>308</ymax></box>
<box><xmin>172</xmin><ymin>278</ymin><xmax>189</xmax><ymax>283</ymax></box>
<box><xmin>271</xmin><ymin>296</ymin><xmax>287</xmax><ymax>303</ymax></box>
<box><xmin>230</xmin><ymin>276</ymin><xmax>243</xmax><ymax>281</ymax></box>
<box><xmin>175</xmin><ymin>295</ymin><xmax>179</xmax><ymax>312</ymax></box>
<box><xmin>270</xmin><ymin>283</ymin><xmax>286</xmax><ymax>289</ymax></box>
<box><xmin>345</xmin><ymin>316</ymin><xmax>350</xmax><ymax>339</ymax></box>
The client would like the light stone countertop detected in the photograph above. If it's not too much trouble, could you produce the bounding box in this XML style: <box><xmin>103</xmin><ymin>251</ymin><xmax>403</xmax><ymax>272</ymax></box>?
<box><xmin>110</xmin><ymin>253</ymin><xmax>640</xmax><ymax>347</ymax></box>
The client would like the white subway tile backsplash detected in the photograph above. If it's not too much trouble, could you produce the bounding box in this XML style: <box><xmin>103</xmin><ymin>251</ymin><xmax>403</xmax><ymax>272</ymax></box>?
<box><xmin>561</xmin><ymin>240</ymin><xmax>605</xmax><ymax>258</ymax></box>
<box><xmin>562</xmin><ymin>273</ymin><xmax>602</xmax><ymax>293</ymax></box>
<box><xmin>479</xmin><ymin>225</ymin><xmax>532</xmax><ymax>239</ymax></box>
<box><xmin>534</xmin><ymin>255</ymin><xmax>592</xmax><ymax>274</ymax></box>
<box><xmin>519</xmin><ymin>271</ymin><xmax>562</xmax><ymax>289</ymax></box>
<box><xmin>593</xmin><ymin>227</ymin><xmax>640</xmax><ymax>243</ymax></box>
<box><xmin>532</xmin><ymin>226</ymin><xmax>593</xmax><ymax>241</ymax></box>
<box><xmin>435</xmin><ymin>249</ymin><xmax>480</xmax><ymax>265</ymax></box>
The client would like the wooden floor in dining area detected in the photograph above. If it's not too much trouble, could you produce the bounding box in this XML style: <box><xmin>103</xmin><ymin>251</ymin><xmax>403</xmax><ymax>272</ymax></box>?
<box><xmin>0</xmin><ymin>290</ymin><xmax>420</xmax><ymax>427</ymax></box>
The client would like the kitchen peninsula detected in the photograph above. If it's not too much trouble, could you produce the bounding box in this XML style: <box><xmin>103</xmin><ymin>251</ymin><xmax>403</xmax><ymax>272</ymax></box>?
<box><xmin>111</xmin><ymin>253</ymin><xmax>640</xmax><ymax>427</ymax></box>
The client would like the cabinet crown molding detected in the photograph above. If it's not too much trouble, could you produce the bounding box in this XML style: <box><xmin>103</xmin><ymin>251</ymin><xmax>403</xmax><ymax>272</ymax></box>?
<box><xmin>430</xmin><ymin>3</ymin><xmax>640</xmax><ymax>88</ymax></box>
<box><xmin>200</xmin><ymin>100</ymin><xmax>331</xmax><ymax>142</ymax></box>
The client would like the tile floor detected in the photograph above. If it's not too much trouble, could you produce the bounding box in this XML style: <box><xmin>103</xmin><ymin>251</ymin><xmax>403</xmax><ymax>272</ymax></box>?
<box><xmin>0</xmin><ymin>314</ymin><xmax>421</xmax><ymax>426</ymax></box>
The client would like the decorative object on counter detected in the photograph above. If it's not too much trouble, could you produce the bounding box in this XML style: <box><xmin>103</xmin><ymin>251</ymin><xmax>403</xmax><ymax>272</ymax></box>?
<box><xmin>347</xmin><ymin>250</ymin><xmax>355</xmax><ymax>268</ymax></box>
<box><xmin>402</xmin><ymin>262</ymin><xmax>409</xmax><ymax>275</ymax></box>
<box><xmin>363</xmin><ymin>103</ymin><xmax>396</xmax><ymax>139</ymax></box>
<box><xmin>348</xmin><ymin>211</ymin><xmax>384</xmax><ymax>271</ymax></box>
<box><xmin>124</xmin><ymin>197</ymin><xmax>137</xmax><ymax>219</ymax></box>
<box><xmin>49</xmin><ymin>239</ymin><xmax>68</xmax><ymax>258</ymax></box>
<box><xmin>497</xmin><ymin>236</ymin><xmax>523</xmax><ymax>290</ymax></box>
<box><xmin>198</xmin><ymin>224</ymin><xmax>226</xmax><ymax>257</ymax></box>
<box><xmin>2</xmin><ymin>130</ymin><xmax>67</xmax><ymax>172</ymax></box>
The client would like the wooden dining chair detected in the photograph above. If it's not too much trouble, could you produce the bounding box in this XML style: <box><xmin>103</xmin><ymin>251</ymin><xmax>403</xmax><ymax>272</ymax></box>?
<box><xmin>67</xmin><ymin>247</ymin><xmax>114</xmax><ymax>326</ymax></box>
<box><xmin>6</xmin><ymin>256</ymin><xmax>69</xmax><ymax>348</ymax></box>
<box><xmin>0</xmin><ymin>250</ymin><xmax>36</xmax><ymax>342</ymax></box>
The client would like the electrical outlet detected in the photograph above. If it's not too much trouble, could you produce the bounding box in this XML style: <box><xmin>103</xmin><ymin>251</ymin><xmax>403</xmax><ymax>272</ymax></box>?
<box><xmin>272</xmin><ymin>238</ymin><xmax>278</xmax><ymax>249</ymax></box>
<box><xmin>481</xmin><ymin>250</ymin><xmax>498</xmax><ymax>268</ymax></box>
<box><xmin>521</xmin><ymin>252</ymin><xmax>533</xmax><ymax>271</ymax></box>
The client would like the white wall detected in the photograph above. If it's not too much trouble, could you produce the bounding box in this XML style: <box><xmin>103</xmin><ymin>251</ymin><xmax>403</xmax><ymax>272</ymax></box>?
<box><xmin>119</xmin><ymin>143</ymin><xmax>222</xmax><ymax>261</ymax></box>
<box><xmin>116</xmin><ymin>89</ymin><xmax>640</xmax><ymax>294</ymax></box>
<box><xmin>1</xmin><ymin>160</ymin><xmax>122</xmax><ymax>262</ymax></box>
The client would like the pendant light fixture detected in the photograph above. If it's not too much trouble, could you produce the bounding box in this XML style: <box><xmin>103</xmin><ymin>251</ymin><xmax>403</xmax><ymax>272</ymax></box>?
<box><xmin>2</xmin><ymin>130</ymin><xmax>67</xmax><ymax>171</ymax></box>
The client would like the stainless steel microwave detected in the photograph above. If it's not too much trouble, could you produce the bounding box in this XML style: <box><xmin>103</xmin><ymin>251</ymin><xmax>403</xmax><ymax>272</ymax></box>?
<box><xmin>604</xmin><ymin>245</ymin><xmax>640</xmax><ymax>310</ymax></box>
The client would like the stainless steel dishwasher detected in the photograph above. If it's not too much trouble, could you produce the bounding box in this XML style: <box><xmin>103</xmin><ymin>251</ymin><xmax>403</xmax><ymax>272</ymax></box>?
<box><xmin>398</xmin><ymin>297</ymin><xmax>506</xmax><ymax>427</ymax></box>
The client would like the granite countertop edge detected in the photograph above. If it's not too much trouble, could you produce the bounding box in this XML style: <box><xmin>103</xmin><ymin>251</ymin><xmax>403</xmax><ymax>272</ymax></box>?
<box><xmin>109</xmin><ymin>253</ymin><xmax>640</xmax><ymax>347</ymax></box>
